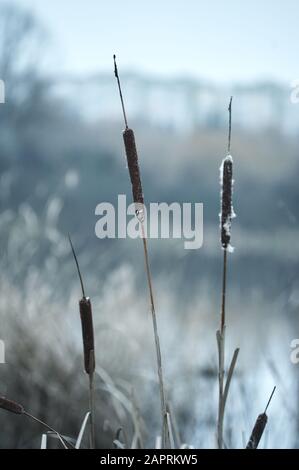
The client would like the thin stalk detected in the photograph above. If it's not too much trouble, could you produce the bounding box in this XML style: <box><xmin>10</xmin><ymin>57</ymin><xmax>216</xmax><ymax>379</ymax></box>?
<box><xmin>264</xmin><ymin>386</ymin><xmax>276</xmax><ymax>413</ymax></box>
<box><xmin>88</xmin><ymin>364</ymin><xmax>95</xmax><ymax>449</ymax></box>
<box><xmin>217</xmin><ymin>337</ymin><xmax>225</xmax><ymax>448</ymax></box>
<box><xmin>217</xmin><ymin>247</ymin><xmax>227</xmax><ymax>448</ymax></box>
<box><xmin>228</xmin><ymin>96</ymin><xmax>233</xmax><ymax>154</ymax></box>
<box><xmin>113</xmin><ymin>54</ymin><xmax>128</xmax><ymax>130</ymax></box>
<box><xmin>221</xmin><ymin>248</ymin><xmax>227</xmax><ymax>334</ymax></box>
<box><xmin>140</xmin><ymin>222</ymin><xmax>168</xmax><ymax>448</ymax></box>
<box><xmin>68</xmin><ymin>233</ymin><xmax>86</xmax><ymax>298</ymax></box>
<box><xmin>24</xmin><ymin>411</ymin><xmax>70</xmax><ymax>449</ymax></box>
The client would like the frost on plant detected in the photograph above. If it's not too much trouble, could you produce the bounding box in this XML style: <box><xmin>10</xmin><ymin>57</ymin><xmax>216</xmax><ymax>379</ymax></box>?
<box><xmin>219</xmin><ymin>154</ymin><xmax>236</xmax><ymax>253</ymax></box>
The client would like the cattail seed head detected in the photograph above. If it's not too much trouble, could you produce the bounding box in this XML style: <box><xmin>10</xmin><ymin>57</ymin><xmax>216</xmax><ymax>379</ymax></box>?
<box><xmin>246</xmin><ymin>413</ymin><xmax>268</xmax><ymax>449</ymax></box>
<box><xmin>79</xmin><ymin>297</ymin><xmax>95</xmax><ymax>375</ymax></box>
<box><xmin>123</xmin><ymin>128</ymin><xmax>144</xmax><ymax>207</ymax></box>
<box><xmin>220</xmin><ymin>155</ymin><xmax>235</xmax><ymax>250</ymax></box>
<box><xmin>0</xmin><ymin>396</ymin><xmax>24</xmax><ymax>415</ymax></box>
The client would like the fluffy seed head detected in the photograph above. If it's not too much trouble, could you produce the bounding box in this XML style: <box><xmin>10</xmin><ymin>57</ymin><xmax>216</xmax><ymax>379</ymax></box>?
<box><xmin>220</xmin><ymin>155</ymin><xmax>234</xmax><ymax>249</ymax></box>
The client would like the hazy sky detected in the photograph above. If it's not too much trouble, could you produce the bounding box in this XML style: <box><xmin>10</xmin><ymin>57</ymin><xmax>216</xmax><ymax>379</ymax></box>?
<box><xmin>10</xmin><ymin>0</ymin><xmax>299</xmax><ymax>83</ymax></box>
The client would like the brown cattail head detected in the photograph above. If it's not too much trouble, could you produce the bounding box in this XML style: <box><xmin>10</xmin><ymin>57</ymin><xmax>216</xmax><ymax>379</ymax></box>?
<box><xmin>123</xmin><ymin>128</ymin><xmax>144</xmax><ymax>208</ymax></box>
<box><xmin>0</xmin><ymin>396</ymin><xmax>24</xmax><ymax>415</ymax></box>
<box><xmin>79</xmin><ymin>297</ymin><xmax>95</xmax><ymax>375</ymax></box>
<box><xmin>113</xmin><ymin>56</ymin><xmax>144</xmax><ymax>216</ymax></box>
<box><xmin>220</xmin><ymin>155</ymin><xmax>235</xmax><ymax>250</ymax></box>
<box><xmin>246</xmin><ymin>413</ymin><xmax>268</xmax><ymax>449</ymax></box>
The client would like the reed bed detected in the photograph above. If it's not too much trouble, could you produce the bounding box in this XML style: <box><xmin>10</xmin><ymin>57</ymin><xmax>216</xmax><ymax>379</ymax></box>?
<box><xmin>0</xmin><ymin>67</ymin><xmax>278</xmax><ymax>450</ymax></box>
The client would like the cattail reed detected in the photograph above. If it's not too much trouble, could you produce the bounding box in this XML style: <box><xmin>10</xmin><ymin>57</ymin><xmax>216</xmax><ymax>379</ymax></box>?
<box><xmin>0</xmin><ymin>396</ymin><xmax>24</xmax><ymax>415</ymax></box>
<box><xmin>79</xmin><ymin>297</ymin><xmax>95</xmax><ymax>375</ymax></box>
<box><xmin>246</xmin><ymin>386</ymin><xmax>276</xmax><ymax>449</ymax></box>
<box><xmin>219</xmin><ymin>97</ymin><xmax>235</xmax><ymax>332</ymax></box>
<box><xmin>113</xmin><ymin>55</ymin><xmax>168</xmax><ymax>448</ymax></box>
<box><xmin>0</xmin><ymin>396</ymin><xmax>70</xmax><ymax>448</ymax></box>
<box><xmin>246</xmin><ymin>413</ymin><xmax>268</xmax><ymax>449</ymax></box>
<box><xmin>114</xmin><ymin>55</ymin><xmax>144</xmax><ymax>216</ymax></box>
<box><xmin>69</xmin><ymin>235</ymin><xmax>95</xmax><ymax>375</ymax></box>
<box><xmin>217</xmin><ymin>97</ymin><xmax>239</xmax><ymax>449</ymax></box>
<box><xmin>123</xmin><ymin>128</ymin><xmax>144</xmax><ymax>208</ymax></box>
<box><xmin>69</xmin><ymin>235</ymin><xmax>95</xmax><ymax>449</ymax></box>
<box><xmin>220</xmin><ymin>155</ymin><xmax>234</xmax><ymax>250</ymax></box>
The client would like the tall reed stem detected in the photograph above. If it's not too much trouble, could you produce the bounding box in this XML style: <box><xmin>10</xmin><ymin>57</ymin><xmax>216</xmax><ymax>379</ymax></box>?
<box><xmin>88</xmin><ymin>357</ymin><xmax>95</xmax><ymax>449</ymax></box>
<box><xmin>216</xmin><ymin>97</ymin><xmax>239</xmax><ymax>449</ymax></box>
<box><xmin>113</xmin><ymin>55</ymin><xmax>168</xmax><ymax>448</ymax></box>
<box><xmin>140</xmin><ymin>222</ymin><xmax>168</xmax><ymax>448</ymax></box>
<box><xmin>221</xmin><ymin>248</ymin><xmax>227</xmax><ymax>334</ymax></box>
<box><xmin>69</xmin><ymin>235</ymin><xmax>96</xmax><ymax>449</ymax></box>
<box><xmin>217</xmin><ymin>248</ymin><xmax>227</xmax><ymax>449</ymax></box>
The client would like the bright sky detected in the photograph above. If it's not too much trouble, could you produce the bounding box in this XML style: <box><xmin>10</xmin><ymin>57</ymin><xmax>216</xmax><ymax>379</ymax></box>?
<box><xmin>9</xmin><ymin>0</ymin><xmax>299</xmax><ymax>83</ymax></box>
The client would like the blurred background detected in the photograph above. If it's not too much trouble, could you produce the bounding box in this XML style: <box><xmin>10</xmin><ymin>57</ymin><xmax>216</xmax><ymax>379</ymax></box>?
<box><xmin>0</xmin><ymin>0</ymin><xmax>299</xmax><ymax>449</ymax></box>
